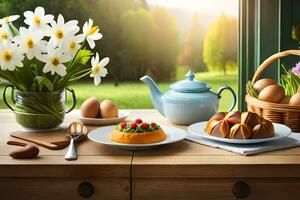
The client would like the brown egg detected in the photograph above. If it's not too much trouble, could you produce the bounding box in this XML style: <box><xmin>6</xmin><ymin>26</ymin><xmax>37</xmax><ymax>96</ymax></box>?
<box><xmin>81</xmin><ymin>97</ymin><xmax>100</xmax><ymax>118</ymax></box>
<box><xmin>289</xmin><ymin>93</ymin><xmax>300</xmax><ymax>105</ymax></box>
<box><xmin>258</xmin><ymin>85</ymin><xmax>285</xmax><ymax>103</ymax></box>
<box><xmin>280</xmin><ymin>96</ymin><xmax>291</xmax><ymax>104</ymax></box>
<box><xmin>253</xmin><ymin>79</ymin><xmax>277</xmax><ymax>93</ymax></box>
<box><xmin>100</xmin><ymin>99</ymin><xmax>118</xmax><ymax>118</ymax></box>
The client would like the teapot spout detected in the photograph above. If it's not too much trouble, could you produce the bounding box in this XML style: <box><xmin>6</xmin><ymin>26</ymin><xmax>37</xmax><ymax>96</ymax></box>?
<box><xmin>140</xmin><ymin>75</ymin><xmax>164</xmax><ymax>115</ymax></box>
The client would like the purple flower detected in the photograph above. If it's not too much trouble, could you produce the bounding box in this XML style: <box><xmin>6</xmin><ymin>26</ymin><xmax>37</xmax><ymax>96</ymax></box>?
<box><xmin>292</xmin><ymin>62</ymin><xmax>300</xmax><ymax>76</ymax></box>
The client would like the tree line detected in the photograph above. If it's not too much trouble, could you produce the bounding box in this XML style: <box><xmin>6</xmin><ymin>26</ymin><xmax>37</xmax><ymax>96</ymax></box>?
<box><xmin>180</xmin><ymin>13</ymin><xmax>237</xmax><ymax>75</ymax></box>
<box><xmin>0</xmin><ymin>0</ymin><xmax>237</xmax><ymax>83</ymax></box>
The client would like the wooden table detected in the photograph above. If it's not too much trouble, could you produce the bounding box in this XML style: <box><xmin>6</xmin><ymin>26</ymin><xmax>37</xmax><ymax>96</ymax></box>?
<box><xmin>1</xmin><ymin>109</ymin><xmax>300</xmax><ymax>200</ymax></box>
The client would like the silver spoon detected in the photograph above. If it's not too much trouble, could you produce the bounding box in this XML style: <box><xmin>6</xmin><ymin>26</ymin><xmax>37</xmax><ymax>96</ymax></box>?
<box><xmin>64</xmin><ymin>121</ymin><xmax>87</xmax><ymax>161</ymax></box>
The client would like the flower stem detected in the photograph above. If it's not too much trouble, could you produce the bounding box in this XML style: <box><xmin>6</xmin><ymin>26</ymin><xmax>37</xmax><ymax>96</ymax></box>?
<box><xmin>67</xmin><ymin>38</ymin><xmax>87</xmax><ymax>72</ymax></box>
<box><xmin>68</xmin><ymin>69</ymin><xmax>92</xmax><ymax>82</ymax></box>
<box><xmin>70</xmin><ymin>67</ymin><xmax>91</xmax><ymax>78</ymax></box>
<box><xmin>8</xmin><ymin>22</ymin><xmax>17</xmax><ymax>37</ymax></box>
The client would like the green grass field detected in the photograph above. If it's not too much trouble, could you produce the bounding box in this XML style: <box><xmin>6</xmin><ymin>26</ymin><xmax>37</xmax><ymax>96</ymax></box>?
<box><xmin>0</xmin><ymin>71</ymin><xmax>237</xmax><ymax>111</ymax></box>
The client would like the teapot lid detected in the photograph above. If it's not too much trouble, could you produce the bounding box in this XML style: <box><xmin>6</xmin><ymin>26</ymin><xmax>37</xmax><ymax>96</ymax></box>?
<box><xmin>170</xmin><ymin>70</ymin><xmax>211</xmax><ymax>93</ymax></box>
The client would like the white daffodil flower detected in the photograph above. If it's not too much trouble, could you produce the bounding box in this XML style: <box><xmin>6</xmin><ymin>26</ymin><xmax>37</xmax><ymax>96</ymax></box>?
<box><xmin>62</xmin><ymin>34</ymin><xmax>84</xmax><ymax>57</ymax></box>
<box><xmin>0</xmin><ymin>41</ymin><xmax>24</xmax><ymax>71</ymax></box>
<box><xmin>48</xmin><ymin>14</ymin><xmax>79</xmax><ymax>47</ymax></box>
<box><xmin>24</xmin><ymin>7</ymin><xmax>54</xmax><ymax>33</ymax></box>
<box><xmin>0</xmin><ymin>27</ymin><xmax>12</xmax><ymax>43</ymax></box>
<box><xmin>83</xmin><ymin>18</ymin><xmax>102</xmax><ymax>49</ymax></box>
<box><xmin>0</xmin><ymin>15</ymin><xmax>20</xmax><ymax>25</ymax></box>
<box><xmin>90</xmin><ymin>53</ymin><xmax>109</xmax><ymax>85</ymax></box>
<box><xmin>39</xmin><ymin>45</ymin><xmax>71</xmax><ymax>77</ymax></box>
<box><xmin>0</xmin><ymin>15</ymin><xmax>19</xmax><ymax>34</ymax></box>
<box><xmin>13</xmin><ymin>27</ymin><xmax>46</xmax><ymax>60</ymax></box>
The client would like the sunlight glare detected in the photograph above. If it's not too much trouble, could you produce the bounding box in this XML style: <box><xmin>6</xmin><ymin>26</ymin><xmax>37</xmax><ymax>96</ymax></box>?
<box><xmin>147</xmin><ymin>0</ymin><xmax>238</xmax><ymax>17</ymax></box>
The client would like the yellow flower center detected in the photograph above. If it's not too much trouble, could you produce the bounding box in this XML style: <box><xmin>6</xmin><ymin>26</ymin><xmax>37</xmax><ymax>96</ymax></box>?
<box><xmin>51</xmin><ymin>57</ymin><xmax>60</xmax><ymax>66</ymax></box>
<box><xmin>4</xmin><ymin>17</ymin><xmax>9</xmax><ymax>23</ymax></box>
<box><xmin>34</xmin><ymin>16</ymin><xmax>41</xmax><ymax>25</ymax></box>
<box><xmin>87</xmin><ymin>26</ymin><xmax>99</xmax><ymax>36</ymax></box>
<box><xmin>69</xmin><ymin>41</ymin><xmax>76</xmax><ymax>49</ymax></box>
<box><xmin>55</xmin><ymin>29</ymin><xmax>64</xmax><ymax>39</ymax></box>
<box><xmin>2</xmin><ymin>51</ymin><xmax>12</xmax><ymax>62</ymax></box>
<box><xmin>26</xmin><ymin>37</ymin><xmax>34</xmax><ymax>48</ymax></box>
<box><xmin>0</xmin><ymin>31</ymin><xmax>7</xmax><ymax>41</ymax></box>
<box><xmin>94</xmin><ymin>65</ymin><xmax>101</xmax><ymax>74</ymax></box>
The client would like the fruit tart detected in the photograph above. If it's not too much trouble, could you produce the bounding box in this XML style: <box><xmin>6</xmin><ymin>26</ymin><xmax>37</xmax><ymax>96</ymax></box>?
<box><xmin>110</xmin><ymin>119</ymin><xmax>167</xmax><ymax>144</ymax></box>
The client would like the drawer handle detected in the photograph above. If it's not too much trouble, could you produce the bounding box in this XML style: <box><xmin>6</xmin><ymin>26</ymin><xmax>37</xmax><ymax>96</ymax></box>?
<box><xmin>77</xmin><ymin>182</ymin><xmax>94</xmax><ymax>198</ymax></box>
<box><xmin>232</xmin><ymin>181</ymin><xmax>250</xmax><ymax>199</ymax></box>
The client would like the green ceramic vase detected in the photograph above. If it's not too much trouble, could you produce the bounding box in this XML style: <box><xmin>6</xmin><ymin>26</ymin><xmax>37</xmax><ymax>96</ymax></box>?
<box><xmin>2</xmin><ymin>85</ymin><xmax>76</xmax><ymax>130</ymax></box>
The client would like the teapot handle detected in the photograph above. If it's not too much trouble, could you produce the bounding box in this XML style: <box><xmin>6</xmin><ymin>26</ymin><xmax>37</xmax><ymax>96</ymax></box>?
<box><xmin>217</xmin><ymin>85</ymin><xmax>236</xmax><ymax>112</ymax></box>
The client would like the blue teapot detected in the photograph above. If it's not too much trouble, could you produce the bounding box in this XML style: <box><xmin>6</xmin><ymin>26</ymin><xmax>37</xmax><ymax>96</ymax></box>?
<box><xmin>140</xmin><ymin>70</ymin><xmax>236</xmax><ymax>125</ymax></box>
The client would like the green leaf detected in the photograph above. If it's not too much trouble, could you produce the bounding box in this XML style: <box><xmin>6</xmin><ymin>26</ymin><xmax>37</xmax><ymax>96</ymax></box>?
<box><xmin>78</xmin><ymin>49</ymin><xmax>93</xmax><ymax>64</ymax></box>
<box><xmin>31</xmin><ymin>76</ymin><xmax>54</xmax><ymax>92</ymax></box>
<box><xmin>52</xmin><ymin>47</ymin><xmax>93</xmax><ymax>90</ymax></box>
<box><xmin>280</xmin><ymin>65</ymin><xmax>300</xmax><ymax>96</ymax></box>
<box><xmin>292</xmin><ymin>25</ymin><xmax>300</xmax><ymax>43</ymax></box>
<box><xmin>67</xmin><ymin>49</ymin><xmax>93</xmax><ymax>72</ymax></box>
<box><xmin>8</xmin><ymin>22</ymin><xmax>18</xmax><ymax>37</ymax></box>
<box><xmin>66</xmin><ymin>69</ymin><xmax>92</xmax><ymax>86</ymax></box>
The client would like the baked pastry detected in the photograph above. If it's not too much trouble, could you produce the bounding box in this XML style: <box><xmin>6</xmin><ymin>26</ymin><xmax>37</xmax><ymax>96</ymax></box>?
<box><xmin>206</xmin><ymin>120</ymin><xmax>229</xmax><ymax>138</ymax></box>
<box><xmin>225</xmin><ymin>111</ymin><xmax>241</xmax><ymax>125</ymax></box>
<box><xmin>205</xmin><ymin>111</ymin><xmax>274</xmax><ymax>140</ymax></box>
<box><xmin>204</xmin><ymin>112</ymin><xmax>227</xmax><ymax>133</ymax></box>
<box><xmin>206</xmin><ymin>112</ymin><xmax>227</xmax><ymax>124</ymax></box>
<box><xmin>110</xmin><ymin>119</ymin><xmax>166</xmax><ymax>144</ymax></box>
<box><xmin>205</xmin><ymin>111</ymin><xmax>241</xmax><ymax>138</ymax></box>
<box><xmin>241</xmin><ymin>112</ymin><xmax>260</xmax><ymax>129</ymax></box>
<box><xmin>229</xmin><ymin>112</ymin><xmax>260</xmax><ymax>139</ymax></box>
<box><xmin>252</xmin><ymin>119</ymin><xmax>275</xmax><ymax>139</ymax></box>
<box><xmin>230</xmin><ymin>123</ymin><xmax>252</xmax><ymax>139</ymax></box>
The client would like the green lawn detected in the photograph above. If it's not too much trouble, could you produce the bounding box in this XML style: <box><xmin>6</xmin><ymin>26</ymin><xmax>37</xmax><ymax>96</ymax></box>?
<box><xmin>0</xmin><ymin>71</ymin><xmax>237</xmax><ymax>111</ymax></box>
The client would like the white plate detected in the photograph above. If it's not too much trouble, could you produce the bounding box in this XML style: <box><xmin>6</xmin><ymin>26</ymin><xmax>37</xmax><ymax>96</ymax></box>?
<box><xmin>87</xmin><ymin>125</ymin><xmax>187</xmax><ymax>150</ymax></box>
<box><xmin>188</xmin><ymin>121</ymin><xmax>292</xmax><ymax>144</ymax></box>
<box><xmin>78</xmin><ymin>110</ymin><xmax>129</xmax><ymax>126</ymax></box>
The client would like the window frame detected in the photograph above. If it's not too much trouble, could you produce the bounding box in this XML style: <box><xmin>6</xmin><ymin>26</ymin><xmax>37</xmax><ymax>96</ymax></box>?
<box><xmin>238</xmin><ymin>0</ymin><xmax>285</xmax><ymax>110</ymax></box>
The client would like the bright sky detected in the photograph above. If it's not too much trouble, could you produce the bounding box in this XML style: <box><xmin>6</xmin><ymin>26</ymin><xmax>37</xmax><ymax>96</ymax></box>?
<box><xmin>147</xmin><ymin>0</ymin><xmax>238</xmax><ymax>17</ymax></box>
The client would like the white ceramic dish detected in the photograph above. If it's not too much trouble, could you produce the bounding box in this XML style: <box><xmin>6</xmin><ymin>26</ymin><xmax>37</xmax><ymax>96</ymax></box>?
<box><xmin>87</xmin><ymin>125</ymin><xmax>187</xmax><ymax>150</ymax></box>
<box><xmin>188</xmin><ymin>121</ymin><xmax>292</xmax><ymax>144</ymax></box>
<box><xmin>78</xmin><ymin>110</ymin><xmax>129</xmax><ymax>126</ymax></box>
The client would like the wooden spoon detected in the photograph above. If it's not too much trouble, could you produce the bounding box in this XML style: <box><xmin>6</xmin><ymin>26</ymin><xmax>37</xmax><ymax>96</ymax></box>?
<box><xmin>7</xmin><ymin>140</ymin><xmax>39</xmax><ymax>159</ymax></box>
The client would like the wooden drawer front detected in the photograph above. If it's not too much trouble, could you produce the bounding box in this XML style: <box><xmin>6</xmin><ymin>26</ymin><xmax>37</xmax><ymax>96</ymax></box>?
<box><xmin>0</xmin><ymin>178</ymin><xmax>129</xmax><ymax>200</ymax></box>
<box><xmin>132</xmin><ymin>178</ymin><xmax>300</xmax><ymax>200</ymax></box>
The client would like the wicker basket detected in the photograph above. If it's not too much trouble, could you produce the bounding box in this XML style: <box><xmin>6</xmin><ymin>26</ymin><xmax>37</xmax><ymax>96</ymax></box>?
<box><xmin>245</xmin><ymin>50</ymin><xmax>300</xmax><ymax>132</ymax></box>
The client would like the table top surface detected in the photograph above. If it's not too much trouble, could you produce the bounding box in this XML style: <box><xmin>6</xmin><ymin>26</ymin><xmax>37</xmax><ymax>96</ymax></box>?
<box><xmin>1</xmin><ymin>109</ymin><xmax>300</xmax><ymax>178</ymax></box>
